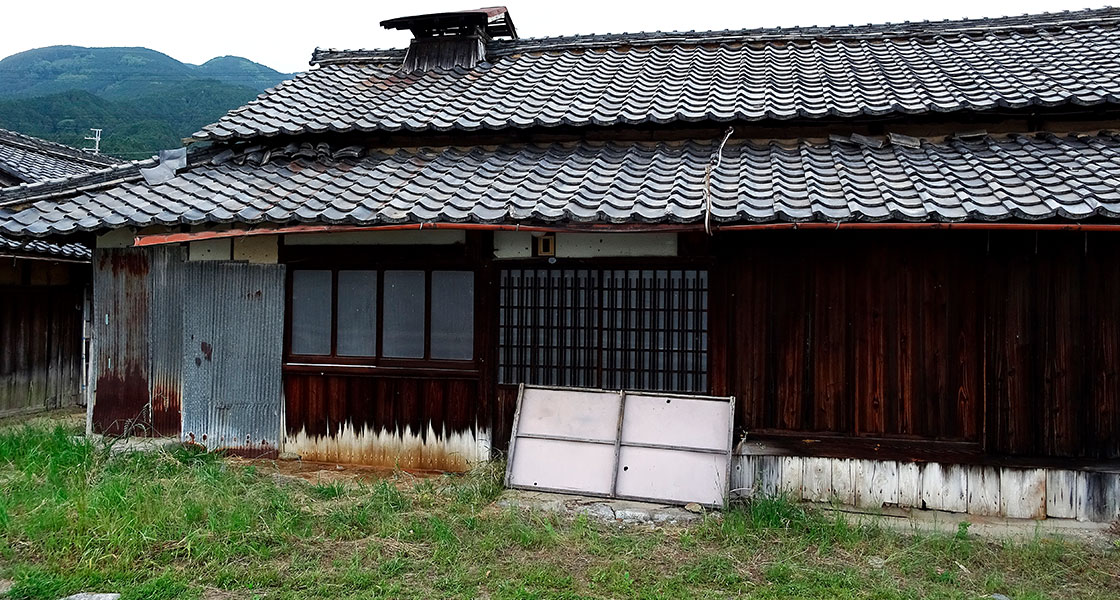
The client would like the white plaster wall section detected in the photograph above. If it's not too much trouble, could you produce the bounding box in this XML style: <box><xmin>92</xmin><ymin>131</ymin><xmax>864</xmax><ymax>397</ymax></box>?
<box><xmin>95</xmin><ymin>228</ymin><xmax>136</xmax><ymax>248</ymax></box>
<box><xmin>283</xmin><ymin>230</ymin><xmax>466</xmax><ymax>246</ymax></box>
<box><xmin>188</xmin><ymin>238</ymin><xmax>232</xmax><ymax>261</ymax></box>
<box><xmin>233</xmin><ymin>235</ymin><xmax>279</xmax><ymax>264</ymax></box>
<box><xmin>492</xmin><ymin>232</ymin><xmax>678</xmax><ymax>259</ymax></box>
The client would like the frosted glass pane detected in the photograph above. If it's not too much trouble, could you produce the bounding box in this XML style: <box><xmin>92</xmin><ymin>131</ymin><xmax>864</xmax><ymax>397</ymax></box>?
<box><xmin>431</xmin><ymin>270</ymin><xmax>474</xmax><ymax>360</ymax></box>
<box><xmin>383</xmin><ymin>270</ymin><xmax>425</xmax><ymax>358</ymax></box>
<box><xmin>337</xmin><ymin>270</ymin><xmax>377</xmax><ymax>357</ymax></box>
<box><xmin>291</xmin><ymin>270</ymin><xmax>332</xmax><ymax>355</ymax></box>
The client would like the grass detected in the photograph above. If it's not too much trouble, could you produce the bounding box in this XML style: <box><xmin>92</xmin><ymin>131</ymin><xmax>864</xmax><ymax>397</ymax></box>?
<box><xmin>0</xmin><ymin>416</ymin><xmax>1117</xmax><ymax>599</ymax></box>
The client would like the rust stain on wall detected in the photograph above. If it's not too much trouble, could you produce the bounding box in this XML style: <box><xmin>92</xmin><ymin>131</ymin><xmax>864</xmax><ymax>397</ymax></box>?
<box><xmin>92</xmin><ymin>364</ymin><xmax>151</xmax><ymax>435</ymax></box>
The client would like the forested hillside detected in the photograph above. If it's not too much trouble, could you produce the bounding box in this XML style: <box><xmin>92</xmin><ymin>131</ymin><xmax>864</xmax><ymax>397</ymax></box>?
<box><xmin>0</xmin><ymin>46</ymin><xmax>290</xmax><ymax>158</ymax></box>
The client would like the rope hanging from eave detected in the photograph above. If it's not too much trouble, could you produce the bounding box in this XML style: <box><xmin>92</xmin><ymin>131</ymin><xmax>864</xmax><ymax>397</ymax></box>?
<box><xmin>704</xmin><ymin>127</ymin><xmax>735</xmax><ymax>236</ymax></box>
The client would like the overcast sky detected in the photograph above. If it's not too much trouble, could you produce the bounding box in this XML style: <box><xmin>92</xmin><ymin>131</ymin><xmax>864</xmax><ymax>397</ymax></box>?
<box><xmin>1</xmin><ymin>0</ymin><xmax>1106</xmax><ymax>74</ymax></box>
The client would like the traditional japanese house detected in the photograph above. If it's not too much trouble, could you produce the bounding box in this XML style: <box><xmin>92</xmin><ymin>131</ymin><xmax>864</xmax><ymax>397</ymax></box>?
<box><xmin>3</xmin><ymin>7</ymin><xmax>1120</xmax><ymax>520</ymax></box>
<box><xmin>0</xmin><ymin>128</ymin><xmax>115</xmax><ymax>416</ymax></box>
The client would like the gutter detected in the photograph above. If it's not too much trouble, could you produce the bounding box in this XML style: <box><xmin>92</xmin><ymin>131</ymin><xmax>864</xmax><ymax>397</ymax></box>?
<box><xmin>132</xmin><ymin>221</ymin><xmax>1120</xmax><ymax>247</ymax></box>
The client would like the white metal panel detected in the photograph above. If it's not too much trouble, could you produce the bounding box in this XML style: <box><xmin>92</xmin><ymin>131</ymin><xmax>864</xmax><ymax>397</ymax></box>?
<box><xmin>620</xmin><ymin>393</ymin><xmax>730</xmax><ymax>451</ymax></box>
<box><xmin>515</xmin><ymin>388</ymin><xmax>621</xmax><ymax>441</ymax></box>
<box><xmin>505</xmin><ymin>385</ymin><xmax>734</xmax><ymax>506</ymax></box>
<box><xmin>615</xmin><ymin>446</ymin><xmax>727</xmax><ymax>505</ymax></box>
<box><xmin>508</xmin><ymin>438</ymin><xmax>616</xmax><ymax>495</ymax></box>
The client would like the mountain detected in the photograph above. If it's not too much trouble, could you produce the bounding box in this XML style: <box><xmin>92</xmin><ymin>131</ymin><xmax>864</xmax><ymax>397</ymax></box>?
<box><xmin>0</xmin><ymin>46</ymin><xmax>291</xmax><ymax>159</ymax></box>
<box><xmin>0</xmin><ymin>46</ymin><xmax>287</xmax><ymax>99</ymax></box>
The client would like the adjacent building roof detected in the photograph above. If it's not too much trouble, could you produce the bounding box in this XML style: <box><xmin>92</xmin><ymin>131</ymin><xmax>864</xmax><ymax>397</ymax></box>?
<box><xmin>0</xmin><ymin>234</ymin><xmax>90</xmax><ymax>260</ymax></box>
<box><xmin>5</xmin><ymin>132</ymin><xmax>1120</xmax><ymax>237</ymax></box>
<box><xmin>0</xmin><ymin>128</ymin><xmax>121</xmax><ymax>184</ymax></box>
<box><xmin>0</xmin><ymin>128</ymin><xmax>123</xmax><ymax>259</ymax></box>
<box><xmin>197</xmin><ymin>7</ymin><xmax>1120</xmax><ymax>140</ymax></box>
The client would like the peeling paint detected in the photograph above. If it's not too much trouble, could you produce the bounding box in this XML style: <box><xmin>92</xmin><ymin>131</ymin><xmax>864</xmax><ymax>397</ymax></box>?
<box><xmin>285</xmin><ymin>421</ymin><xmax>491</xmax><ymax>471</ymax></box>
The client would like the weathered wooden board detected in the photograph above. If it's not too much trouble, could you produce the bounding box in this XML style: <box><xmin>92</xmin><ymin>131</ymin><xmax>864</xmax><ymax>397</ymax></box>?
<box><xmin>967</xmin><ymin>466</ymin><xmax>1001</xmax><ymax>516</ymax></box>
<box><xmin>1046</xmin><ymin>469</ymin><xmax>1078</xmax><ymax>519</ymax></box>
<box><xmin>855</xmin><ymin>459</ymin><xmax>898</xmax><ymax>508</ymax></box>
<box><xmin>921</xmin><ymin>463</ymin><xmax>967</xmax><ymax>512</ymax></box>
<box><xmin>831</xmin><ymin>458</ymin><xmax>855</xmax><ymax>505</ymax></box>
<box><xmin>897</xmin><ymin>462</ymin><xmax>921</xmax><ymax>508</ymax></box>
<box><xmin>803</xmin><ymin>457</ymin><xmax>832</xmax><ymax>502</ymax></box>
<box><xmin>732</xmin><ymin>455</ymin><xmax>758</xmax><ymax>498</ymax></box>
<box><xmin>1075</xmin><ymin>472</ymin><xmax>1120</xmax><ymax>522</ymax></box>
<box><xmin>759</xmin><ymin>456</ymin><xmax>782</xmax><ymax>496</ymax></box>
<box><xmin>1000</xmin><ymin>468</ymin><xmax>1046</xmax><ymax>519</ymax></box>
<box><xmin>779</xmin><ymin>456</ymin><xmax>804</xmax><ymax>497</ymax></box>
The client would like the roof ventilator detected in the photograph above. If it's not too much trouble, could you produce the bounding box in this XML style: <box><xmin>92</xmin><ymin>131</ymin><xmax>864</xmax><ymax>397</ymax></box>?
<box><xmin>381</xmin><ymin>6</ymin><xmax>518</xmax><ymax>72</ymax></box>
<box><xmin>140</xmin><ymin>148</ymin><xmax>187</xmax><ymax>185</ymax></box>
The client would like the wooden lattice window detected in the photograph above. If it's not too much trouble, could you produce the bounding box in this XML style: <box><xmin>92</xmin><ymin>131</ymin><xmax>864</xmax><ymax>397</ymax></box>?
<box><xmin>499</xmin><ymin>268</ymin><xmax>708</xmax><ymax>393</ymax></box>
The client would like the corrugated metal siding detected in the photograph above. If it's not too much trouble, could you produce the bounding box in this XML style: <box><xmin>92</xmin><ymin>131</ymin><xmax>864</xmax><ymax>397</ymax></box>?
<box><xmin>182</xmin><ymin>261</ymin><xmax>285</xmax><ymax>456</ymax></box>
<box><xmin>91</xmin><ymin>248</ymin><xmax>152</xmax><ymax>435</ymax></box>
<box><xmin>147</xmin><ymin>246</ymin><xmax>185</xmax><ymax>435</ymax></box>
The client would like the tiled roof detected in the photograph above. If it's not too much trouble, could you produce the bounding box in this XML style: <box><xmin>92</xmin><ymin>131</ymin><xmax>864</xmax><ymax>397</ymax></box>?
<box><xmin>5</xmin><ymin>132</ymin><xmax>1120</xmax><ymax>237</ymax></box>
<box><xmin>196</xmin><ymin>8</ymin><xmax>1120</xmax><ymax>140</ymax></box>
<box><xmin>0</xmin><ymin>128</ymin><xmax>121</xmax><ymax>184</ymax></box>
<box><xmin>0</xmin><ymin>129</ymin><xmax>124</xmax><ymax>260</ymax></box>
<box><xmin>0</xmin><ymin>234</ymin><xmax>90</xmax><ymax>260</ymax></box>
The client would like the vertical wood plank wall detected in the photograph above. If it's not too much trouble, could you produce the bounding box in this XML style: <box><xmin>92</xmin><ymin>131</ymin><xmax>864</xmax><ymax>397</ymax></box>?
<box><xmin>0</xmin><ymin>261</ymin><xmax>85</xmax><ymax>416</ymax></box>
<box><xmin>718</xmin><ymin>230</ymin><xmax>1120</xmax><ymax>461</ymax></box>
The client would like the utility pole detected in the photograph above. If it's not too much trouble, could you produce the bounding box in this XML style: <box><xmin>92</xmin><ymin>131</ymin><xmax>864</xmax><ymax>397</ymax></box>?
<box><xmin>83</xmin><ymin>128</ymin><xmax>102</xmax><ymax>155</ymax></box>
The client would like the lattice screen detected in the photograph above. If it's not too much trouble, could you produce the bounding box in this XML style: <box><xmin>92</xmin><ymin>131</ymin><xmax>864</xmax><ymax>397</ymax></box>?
<box><xmin>499</xmin><ymin>268</ymin><xmax>708</xmax><ymax>393</ymax></box>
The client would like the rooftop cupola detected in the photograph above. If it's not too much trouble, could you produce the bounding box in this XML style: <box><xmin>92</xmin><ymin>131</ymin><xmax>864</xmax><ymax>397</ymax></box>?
<box><xmin>380</xmin><ymin>6</ymin><xmax>518</xmax><ymax>72</ymax></box>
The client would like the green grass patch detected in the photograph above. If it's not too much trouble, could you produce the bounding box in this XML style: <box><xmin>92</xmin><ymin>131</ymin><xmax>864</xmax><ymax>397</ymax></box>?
<box><xmin>0</xmin><ymin>418</ymin><xmax>1116</xmax><ymax>599</ymax></box>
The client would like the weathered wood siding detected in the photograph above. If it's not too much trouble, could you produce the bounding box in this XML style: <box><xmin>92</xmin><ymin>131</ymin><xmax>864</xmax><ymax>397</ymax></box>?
<box><xmin>0</xmin><ymin>278</ymin><xmax>84</xmax><ymax>416</ymax></box>
<box><xmin>719</xmin><ymin>231</ymin><xmax>1120</xmax><ymax>461</ymax></box>
<box><xmin>735</xmin><ymin>454</ymin><xmax>1120</xmax><ymax>522</ymax></box>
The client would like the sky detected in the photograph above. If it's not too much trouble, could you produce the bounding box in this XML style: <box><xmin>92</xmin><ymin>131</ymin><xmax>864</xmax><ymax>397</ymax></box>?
<box><xmin>0</xmin><ymin>0</ymin><xmax>1107</xmax><ymax>74</ymax></box>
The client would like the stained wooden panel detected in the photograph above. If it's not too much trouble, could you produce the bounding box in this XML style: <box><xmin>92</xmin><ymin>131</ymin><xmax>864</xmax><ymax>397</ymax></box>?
<box><xmin>723</xmin><ymin>232</ymin><xmax>983</xmax><ymax>444</ymax></box>
<box><xmin>0</xmin><ymin>283</ymin><xmax>84</xmax><ymax>416</ymax></box>
<box><xmin>720</xmin><ymin>230</ymin><xmax>1120</xmax><ymax>461</ymax></box>
<box><xmin>285</xmin><ymin>373</ymin><xmax>480</xmax><ymax>441</ymax></box>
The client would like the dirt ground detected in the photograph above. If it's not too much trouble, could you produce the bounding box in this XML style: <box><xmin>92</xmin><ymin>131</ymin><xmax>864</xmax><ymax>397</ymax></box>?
<box><xmin>228</xmin><ymin>455</ymin><xmax>445</xmax><ymax>485</ymax></box>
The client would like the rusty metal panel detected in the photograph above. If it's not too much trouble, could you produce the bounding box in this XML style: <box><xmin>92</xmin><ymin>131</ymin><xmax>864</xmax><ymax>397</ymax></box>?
<box><xmin>91</xmin><ymin>248</ymin><xmax>152</xmax><ymax>435</ymax></box>
<box><xmin>182</xmin><ymin>261</ymin><xmax>285</xmax><ymax>456</ymax></box>
<box><xmin>147</xmin><ymin>246</ymin><xmax>185</xmax><ymax>435</ymax></box>
<box><xmin>505</xmin><ymin>386</ymin><xmax>735</xmax><ymax>506</ymax></box>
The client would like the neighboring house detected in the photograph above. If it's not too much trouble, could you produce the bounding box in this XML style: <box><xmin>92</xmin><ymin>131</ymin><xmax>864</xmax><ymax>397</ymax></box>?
<box><xmin>3</xmin><ymin>7</ymin><xmax>1120</xmax><ymax>521</ymax></box>
<box><xmin>0</xmin><ymin>128</ymin><xmax>117</xmax><ymax>417</ymax></box>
